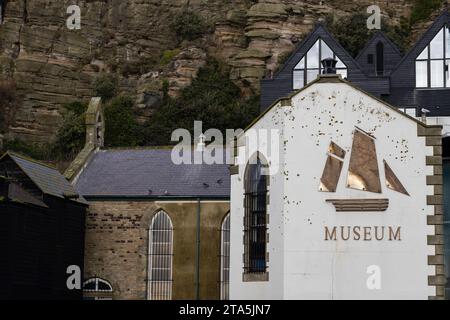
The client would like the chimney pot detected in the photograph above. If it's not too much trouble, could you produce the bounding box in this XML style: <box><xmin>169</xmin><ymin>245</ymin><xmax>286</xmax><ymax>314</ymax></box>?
<box><xmin>321</xmin><ymin>58</ymin><xmax>338</xmax><ymax>75</ymax></box>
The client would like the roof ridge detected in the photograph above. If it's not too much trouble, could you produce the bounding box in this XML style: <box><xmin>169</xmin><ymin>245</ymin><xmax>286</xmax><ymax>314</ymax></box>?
<box><xmin>2</xmin><ymin>151</ymin><xmax>58</xmax><ymax>170</ymax></box>
<box><xmin>243</xmin><ymin>74</ymin><xmax>438</xmax><ymax>134</ymax></box>
<box><xmin>264</xmin><ymin>24</ymin><xmax>324</xmax><ymax>80</ymax></box>
<box><xmin>100</xmin><ymin>145</ymin><xmax>230</xmax><ymax>152</ymax></box>
<box><xmin>265</xmin><ymin>23</ymin><xmax>365</xmax><ymax>82</ymax></box>
<box><xmin>354</xmin><ymin>31</ymin><xmax>402</xmax><ymax>62</ymax></box>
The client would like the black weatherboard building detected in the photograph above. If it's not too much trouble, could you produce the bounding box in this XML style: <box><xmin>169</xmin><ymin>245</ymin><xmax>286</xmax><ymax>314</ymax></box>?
<box><xmin>0</xmin><ymin>152</ymin><xmax>87</xmax><ymax>300</ymax></box>
<box><xmin>261</xmin><ymin>10</ymin><xmax>450</xmax><ymax>118</ymax></box>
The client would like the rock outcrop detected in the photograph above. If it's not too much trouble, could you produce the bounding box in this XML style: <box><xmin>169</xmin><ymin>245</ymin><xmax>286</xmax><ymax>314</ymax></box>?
<box><xmin>0</xmin><ymin>0</ymin><xmax>416</xmax><ymax>143</ymax></box>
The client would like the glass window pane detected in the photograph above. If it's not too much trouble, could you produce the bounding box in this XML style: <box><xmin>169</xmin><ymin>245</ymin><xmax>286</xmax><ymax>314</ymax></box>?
<box><xmin>446</xmin><ymin>60</ymin><xmax>450</xmax><ymax>88</ymax></box>
<box><xmin>431</xmin><ymin>60</ymin><xmax>444</xmax><ymax>87</ymax></box>
<box><xmin>153</xmin><ymin>243</ymin><xmax>172</xmax><ymax>255</ymax></box>
<box><xmin>336</xmin><ymin>56</ymin><xmax>346</xmax><ymax>68</ymax></box>
<box><xmin>446</xmin><ymin>26</ymin><xmax>450</xmax><ymax>59</ymax></box>
<box><xmin>430</xmin><ymin>28</ymin><xmax>444</xmax><ymax>59</ymax></box>
<box><xmin>152</xmin><ymin>255</ymin><xmax>171</xmax><ymax>268</ymax></box>
<box><xmin>336</xmin><ymin>69</ymin><xmax>347</xmax><ymax>79</ymax></box>
<box><xmin>405</xmin><ymin>108</ymin><xmax>417</xmax><ymax>117</ymax></box>
<box><xmin>417</xmin><ymin>47</ymin><xmax>428</xmax><ymax>60</ymax></box>
<box><xmin>150</xmin><ymin>282</ymin><xmax>171</xmax><ymax>300</ymax></box>
<box><xmin>307</xmin><ymin>69</ymin><xmax>319</xmax><ymax>83</ymax></box>
<box><xmin>416</xmin><ymin>61</ymin><xmax>428</xmax><ymax>87</ymax></box>
<box><xmin>148</xmin><ymin>210</ymin><xmax>173</xmax><ymax>300</ymax></box>
<box><xmin>220</xmin><ymin>214</ymin><xmax>230</xmax><ymax>300</ymax></box>
<box><xmin>307</xmin><ymin>41</ymin><xmax>320</xmax><ymax>68</ymax></box>
<box><xmin>295</xmin><ymin>57</ymin><xmax>305</xmax><ymax>69</ymax></box>
<box><xmin>83</xmin><ymin>280</ymin><xmax>96</xmax><ymax>291</ymax></box>
<box><xmin>151</xmin><ymin>269</ymin><xmax>171</xmax><ymax>280</ymax></box>
<box><xmin>244</xmin><ymin>157</ymin><xmax>268</xmax><ymax>275</ymax></box>
<box><xmin>321</xmin><ymin>40</ymin><xmax>334</xmax><ymax>60</ymax></box>
<box><xmin>152</xmin><ymin>230</ymin><xmax>171</xmax><ymax>242</ymax></box>
<box><xmin>98</xmin><ymin>280</ymin><xmax>112</xmax><ymax>291</ymax></box>
<box><xmin>293</xmin><ymin>70</ymin><xmax>304</xmax><ymax>89</ymax></box>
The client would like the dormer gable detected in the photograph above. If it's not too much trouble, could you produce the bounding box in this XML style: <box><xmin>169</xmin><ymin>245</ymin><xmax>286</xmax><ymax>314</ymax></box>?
<box><xmin>260</xmin><ymin>23</ymin><xmax>364</xmax><ymax>111</ymax></box>
<box><xmin>355</xmin><ymin>31</ymin><xmax>403</xmax><ymax>77</ymax></box>
<box><xmin>391</xmin><ymin>10</ymin><xmax>450</xmax><ymax>88</ymax></box>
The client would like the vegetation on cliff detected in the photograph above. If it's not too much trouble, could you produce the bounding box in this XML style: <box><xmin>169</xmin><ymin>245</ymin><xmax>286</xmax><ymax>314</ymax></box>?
<box><xmin>325</xmin><ymin>14</ymin><xmax>410</xmax><ymax>57</ymax></box>
<box><xmin>1</xmin><ymin>1</ymin><xmax>446</xmax><ymax>165</ymax></box>
<box><xmin>2</xmin><ymin>59</ymin><xmax>258</xmax><ymax>160</ymax></box>
<box><xmin>410</xmin><ymin>0</ymin><xmax>444</xmax><ymax>25</ymax></box>
<box><xmin>326</xmin><ymin>0</ymin><xmax>446</xmax><ymax>57</ymax></box>
<box><xmin>53</xmin><ymin>101</ymin><xmax>88</xmax><ymax>160</ymax></box>
<box><xmin>171</xmin><ymin>10</ymin><xmax>212</xmax><ymax>42</ymax></box>
<box><xmin>104</xmin><ymin>96</ymin><xmax>141</xmax><ymax>148</ymax></box>
<box><xmin>142</xmin><ymin>59</ymin><xmax>259</xmax><ymax>146</ymax></box>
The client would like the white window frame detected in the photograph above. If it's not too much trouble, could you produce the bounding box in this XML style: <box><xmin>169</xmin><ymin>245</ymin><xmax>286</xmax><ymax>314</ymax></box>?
<box><xmin>416</xmin><ymin>26</ymin><xmax>450</xmax><ymax>88</ymax></box>
<box><xmin>83</xmin><ymin>277</ymin><xmax>113</xmax><ymax>293</ymax></box>
<box><xmin>293</xmin><ymin>38</ymin><xmax>348</xmax><ymax>90</ymax></box>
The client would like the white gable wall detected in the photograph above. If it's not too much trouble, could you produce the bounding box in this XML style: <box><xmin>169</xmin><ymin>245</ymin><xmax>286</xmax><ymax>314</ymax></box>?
<box><xmin>230</xmin><ymin>79</ymin><xmax>437</xmax><ymax>300</ymax></box>
<box><xmin>283</xmin><ymin>82</ymin><xmax>434</xmax><ymax>299</ymax></box>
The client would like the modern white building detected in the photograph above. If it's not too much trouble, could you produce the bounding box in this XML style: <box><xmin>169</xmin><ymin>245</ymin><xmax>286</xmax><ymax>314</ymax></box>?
<box><xmin>229</xmin><ymin>74</ymin><xmax>444</xmax><ymax>299</ymax></box>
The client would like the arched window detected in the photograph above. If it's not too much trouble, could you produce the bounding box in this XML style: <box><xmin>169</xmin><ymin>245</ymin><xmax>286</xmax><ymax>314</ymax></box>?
<box><xmin>83</xmin><ymin>277</ymin><xmax>113</xmax><ymax>300</ymax></box>
<box><xmin>416</xmin><ymin>26</ymin><xmax>450</xmax><ymax>88</ymax></box>
<box><xmin>220</xmin><ymin>213</ymin><xmax>230</xmax><ymax>300</ymax></box>
<box><xmin>376</xmin><ymin>42</ymin><xmax>384</xmax><ymax>76</ymax></box>
<box><xmin>83</xmin><ymin>277</ymin><xmax>113</xmax><ymax>292</ymax></box>
<box><xmin>293</xmin><ymin>38</ymin><xmax>347</xmax><ymax>89</ymax></box>
<box><xmin>244</xmin><ymin>155</ymin><xmax>268</xmax><ymax>275</ymax></box>
<box><xmin>148</xmin><ymin>210</ymin><xmax>173</xmax><ymax>300</ymax></box>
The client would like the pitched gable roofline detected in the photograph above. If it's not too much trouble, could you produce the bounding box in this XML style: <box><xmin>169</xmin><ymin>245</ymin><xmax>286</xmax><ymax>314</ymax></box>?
<box><xmin>391</xmin><ymin>10</ymin><xmax>450</xmax><ymax>75</ymax></box>
<box><xmin>244</xmin><ymin>74</ymin><xmax>440</xmax><ymax>136</ymax></box>
<box><xmin>355</xmin><ymin>31</ymin><xmax>403</xmax><ymax>62</ymax></box>
<box><xmin>0</xmin><ymin>151</ymin><xmax>88</xmax><ymax>205</ymax></box>
<box><xmin>264</xmin><ymin>23</ymin><xmax>364</xmax><ymax>81</ymax></box>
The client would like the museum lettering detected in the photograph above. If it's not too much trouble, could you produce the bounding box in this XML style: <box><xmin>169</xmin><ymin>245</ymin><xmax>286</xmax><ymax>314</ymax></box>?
<box><xmin>324</xmin><ymin>226</ymin><xmax>402</xmax><ymax>242</ymax></box>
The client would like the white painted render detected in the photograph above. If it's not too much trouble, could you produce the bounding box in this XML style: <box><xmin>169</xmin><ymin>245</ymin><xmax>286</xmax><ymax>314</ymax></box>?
<box><xmin>230</xmin><ymin>78</ymin><xmax>436</xmax><ymax>300</ymax></box>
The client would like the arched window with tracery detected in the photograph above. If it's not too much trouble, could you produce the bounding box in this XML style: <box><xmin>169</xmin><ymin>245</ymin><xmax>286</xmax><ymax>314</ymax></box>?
<box><xmin>147</xmin><ymin>210</ymin><xmax>173</xmax><ymax>300</ymax></box>
<box><xmin>220</xmin><ymin>213</ymin><xmax>230</xmax><ymax>299</ymax></box>
<box><xmin>83</xmin><ymin>277</ymin><xmax>113</xmax><ymax>300</ymax></box>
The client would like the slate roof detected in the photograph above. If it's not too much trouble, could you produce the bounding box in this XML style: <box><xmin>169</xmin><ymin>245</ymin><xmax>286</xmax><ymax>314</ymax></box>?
<box><xmin>74</xmin><ymin>149</ymin><xmax>231</xmax><ymax>198</ymax></box>
<box><xmin>1</xmin><ymin>152</ymin><xmax>87</xmax><ymax>205</ymax></box>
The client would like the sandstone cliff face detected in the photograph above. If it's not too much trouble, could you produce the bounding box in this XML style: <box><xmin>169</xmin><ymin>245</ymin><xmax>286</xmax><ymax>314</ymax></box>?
<box><xmin>0</xmin><ymin>0</ymin><xmax>414</xmax><ymax>144</ymax></box>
